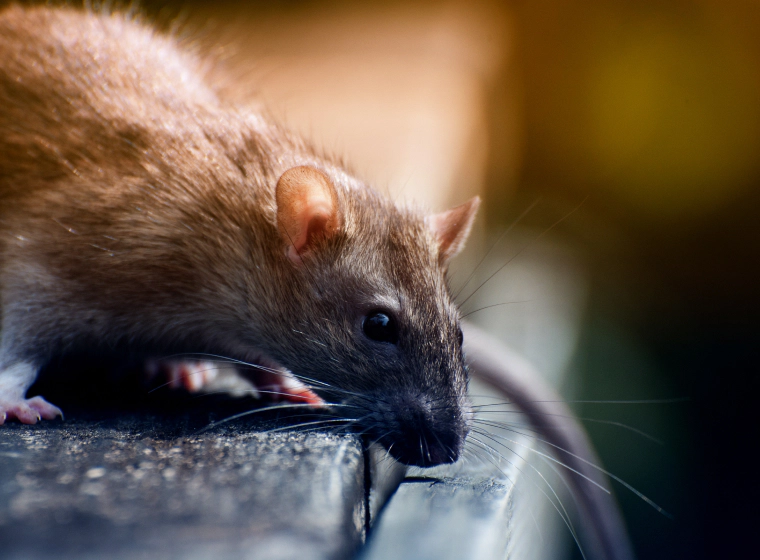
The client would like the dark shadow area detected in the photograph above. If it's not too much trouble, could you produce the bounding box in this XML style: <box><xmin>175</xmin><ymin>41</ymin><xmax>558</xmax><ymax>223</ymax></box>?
<box><xmin>28</xmin><ymin>357</ymin><xmax>333</xmax><ymax>435</ymax></box>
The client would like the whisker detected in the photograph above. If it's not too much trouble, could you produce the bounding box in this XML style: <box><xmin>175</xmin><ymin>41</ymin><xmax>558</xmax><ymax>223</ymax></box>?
<box><xmin>473</xmin><ymin>410</ymin><xmax>663</xmax><ymax>445</ymax></box>
<box><xmin>467</xmin><ymin>435</ymin><xmax>587</xmax><ymax>560</ymax></box>
<box><xmin>469</xmin><ymin>396</ymin><xmax>689</xmax><ymax>405</ymax></box>
<box><xmin>196</xmin><ymin>403</ymin><xmax>329</xmax><ymax>433</ymax></box>
<box><xmin>473</xmin><ymin>421</ymin><xmax>610</xmax><ymax>493</ymax></box>
<box><xmin>189</xmin><ymin>388</ymin><xmax>364</xmax><ymax>410</ymax></box>
<box><xmin>152</xmin><ymin>352</ymin><xmax>333</xmax><ymax>391</ymax></box>
<box><xmin>452</xmin><ymin>197</ymin><xmax>542</xmax><ymax>300</ymax></box>
<box><xmin>260</xmin><ymin>418</ymin><xmax>357</xmax><ymax>435</ymax></box>
<box><xmin>153</xmin><ymin>354</ymin><xmax>283</xmax><ymax>376</ymax></box>
<box><xmin>146</xmin><ymin>363</ymin><xmax>227</xmax><ymax>393</ymax></box>
<box><xmin>460</xmin><ymin>300</ymin><xmax>531</xmax><ymax>319</ymax></box>
<box><xmin>458</xmin><ymin>196</ymin><xmax>589</xmax><ymax>308</ymax></box>
<box><xmin>150</xmin><ymin>352</ymin><xmax>385</xmax><ymax>404</ymax></box>
<box><xmin>472</xmin><ymin>419</ymin><xmax>673</xmax><ymax>518</ymax></box>
<box><xmin>469</xmin><ymin>432</ymin><xmax>586</xmax><ymax>555</ymax></box>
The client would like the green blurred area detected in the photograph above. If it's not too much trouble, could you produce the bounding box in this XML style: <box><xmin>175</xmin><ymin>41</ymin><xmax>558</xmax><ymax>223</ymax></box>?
<box><xmin>495</xmin><ymin>2</ymin><xmax>759</xmax><ymax>559</ymax></box>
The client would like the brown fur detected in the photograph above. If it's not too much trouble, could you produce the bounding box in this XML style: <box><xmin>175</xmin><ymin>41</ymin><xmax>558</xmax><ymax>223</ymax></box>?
<box><xmin>0</xmin><ymin>5</ymin><xmax>477</xmax><ymax>466</ymax></box>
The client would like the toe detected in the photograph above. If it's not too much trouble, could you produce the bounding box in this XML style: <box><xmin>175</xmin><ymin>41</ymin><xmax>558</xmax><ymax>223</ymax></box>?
<box><xmin>199</xmin><ymin>362</ymin><xmax>219</xmax><ymax>387</ymax></box>
<box><xmin>184</xmin><ymin>364</ymin><xmax>204</xmax><ymax>392</ymax></box>
<box><xmin>13</xmin><ymin>406</ymin><xmax>40</xmax><ymax>424</ymax></box>
<box><xmin>158</xmin><ymin>361</ymin><xmax>220</xmax><ymax>393</ymax></box>
<box><xmin>27</xmin><ymin>396</ymin><xmax>63</xmax><ymax>420</ymax></box>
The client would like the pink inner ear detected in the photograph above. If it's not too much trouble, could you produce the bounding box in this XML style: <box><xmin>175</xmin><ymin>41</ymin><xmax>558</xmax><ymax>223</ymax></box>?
<box><xmin>429</xmin><ymin>196</ymin><xmax>480</xmax><ymax>263</ymax></box>
<box><xmin>276</xmin><ymin>166</ymin><xmax>341</xmax><ymax>264</ymax></box>
<box><xmin>286</xmin><ymin>199</ymin><xmax>334</xmax><ymax>261</ymax></box>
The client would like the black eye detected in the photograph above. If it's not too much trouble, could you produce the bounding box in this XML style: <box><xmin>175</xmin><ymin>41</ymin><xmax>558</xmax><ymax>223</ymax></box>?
<box><xmin>363</xmin><ymin>311</ymin><xmax>398</xmax><ymax>344</ymax></box>
<box><xmin>457</xmin><ymin>327</ymin><xmax>464</xmax><ymax>347</ymax></box>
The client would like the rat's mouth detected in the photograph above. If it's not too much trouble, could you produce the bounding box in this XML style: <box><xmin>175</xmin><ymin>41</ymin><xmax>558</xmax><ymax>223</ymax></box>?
<box><xmin>145</xmin><ymin>355</ymin><xmax>325</xmax><ymax>407</ymax></box>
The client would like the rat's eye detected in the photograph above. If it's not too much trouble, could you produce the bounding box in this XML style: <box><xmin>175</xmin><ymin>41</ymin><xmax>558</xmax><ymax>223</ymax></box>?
<box><xmin>363</xmin><ymin>311</ymin><xmax>398</xmax><ymax>344</ymax></box>
<box><xmin>457</xmin><ymin>326</ymin><xmax>464</xmax><ymax>347</ymax></box>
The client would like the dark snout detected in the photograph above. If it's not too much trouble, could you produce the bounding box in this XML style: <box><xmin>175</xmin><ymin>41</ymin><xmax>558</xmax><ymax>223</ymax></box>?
<box><xmin>369</xmin><ymin>392</ymin><xmax>469</xmax><ymax>468</ymax></box>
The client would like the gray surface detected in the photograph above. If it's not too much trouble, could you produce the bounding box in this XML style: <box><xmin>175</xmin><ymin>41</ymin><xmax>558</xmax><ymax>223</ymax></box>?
<box><xmin>362</xmin><ymin>476</ymin><xmax>513</xmax><ymax>560</ymax></box>
<box><xmin>367</xmin><ymin>444</ymin><xmax>407</xmax><ymax>524</ymax></box>
<box><xmin>0</xmin><ymin>415</ymin><xmax>366</xmax><ymax>560</ymax></box>
<box><xmin>0</xmin><ymin>373</ymin><xmax>571</xmax><ymax>560</ymax></box>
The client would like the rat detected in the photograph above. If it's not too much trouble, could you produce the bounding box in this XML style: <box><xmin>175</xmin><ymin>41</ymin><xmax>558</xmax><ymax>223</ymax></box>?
<box><xmin>0</xmin><ymin>3</ymin><xmax>477</xmax><ymax>467</ymax></box>
<box><xmin>0</xmin><ymin>6</ymin><xmax>633</xmax><ymax>559</ymax></box>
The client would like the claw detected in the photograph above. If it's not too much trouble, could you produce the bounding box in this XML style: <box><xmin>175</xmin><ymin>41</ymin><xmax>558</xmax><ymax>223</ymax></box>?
<box><xmin>0</xmin><ymin>396</ymin><xmax>63</xmax><ymax>425</ymax></box>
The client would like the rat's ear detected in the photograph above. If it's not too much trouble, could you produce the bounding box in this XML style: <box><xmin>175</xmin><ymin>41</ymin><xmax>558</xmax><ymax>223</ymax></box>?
<box><xmin>428</xmin><ymin>196</ymin><xmax>480</xmax><ymax>264</ymax></box>
<box><xmin>276</xmin><ymin>166</ymin><xmax>342</xmax><ymax>265</ymax></box>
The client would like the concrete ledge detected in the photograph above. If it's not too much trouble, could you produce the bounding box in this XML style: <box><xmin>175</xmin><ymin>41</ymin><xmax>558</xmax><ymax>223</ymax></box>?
<box><xmin>362</xmin><ymin>476</ymin><xmax>514</xmax><ymax>560</ymax></box>
<box><xmin>0</xmin><ymin>415</ymin><xmax>365</xmax><ymax>560</ymax></box>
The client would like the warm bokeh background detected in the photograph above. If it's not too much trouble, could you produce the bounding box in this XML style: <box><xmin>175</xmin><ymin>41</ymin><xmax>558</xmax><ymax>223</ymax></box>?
<box><xmin>24</xmin><ymin>0</ymin><xmax>758</xmax><ymax>557</ymax></box>
<box><xmin>502</xmin><ymin>3</ymin><xmax>759</xmax><ymax>559</ymax></box>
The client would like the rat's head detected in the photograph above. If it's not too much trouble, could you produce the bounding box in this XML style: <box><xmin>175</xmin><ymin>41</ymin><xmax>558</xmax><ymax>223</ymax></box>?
<box><xmin>258</xmin><ymin>165</ymin><xmax>479</xmax><ymax>467</ymax></box>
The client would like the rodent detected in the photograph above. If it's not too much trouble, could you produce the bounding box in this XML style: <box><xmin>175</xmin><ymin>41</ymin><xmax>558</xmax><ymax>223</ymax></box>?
<box><xmin>0</xmin><ymin>4</ymin><xmax>476</xmax><ymax>468</ymax></box>
<box><xmin>0</xmin><ymin>6</ymin><xmax>633</xmax><ymax>559</ymax></box>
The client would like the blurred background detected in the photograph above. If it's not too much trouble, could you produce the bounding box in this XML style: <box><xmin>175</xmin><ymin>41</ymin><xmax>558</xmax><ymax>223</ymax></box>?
<box><xmin>49</xmin><ymin>0</ymin><xmax>760</xmax><ymax>557</ymax></box>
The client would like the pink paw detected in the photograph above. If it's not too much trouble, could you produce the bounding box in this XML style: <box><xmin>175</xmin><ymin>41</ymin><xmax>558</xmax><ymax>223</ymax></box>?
<box><xmin>145</xmin><ymin>360</ymin><xmax>220</xmax><ymax>392</ymax></box>
<box><xmin>0</xmin><ymin>396</ymin><xmax>63</xmax><ymax>425</ymax></box>
<box><xmin>145</xmin><ymin>359</ymin><xmax>324</xmax><ymax>406</ymax></box>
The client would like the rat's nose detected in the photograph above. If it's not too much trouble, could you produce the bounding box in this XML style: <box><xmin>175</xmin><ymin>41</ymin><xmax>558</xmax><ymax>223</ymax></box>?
<box><xmin>379</xmin><ymin>398</ymin><xmax>466</xmax><ymax>467</ymax></box>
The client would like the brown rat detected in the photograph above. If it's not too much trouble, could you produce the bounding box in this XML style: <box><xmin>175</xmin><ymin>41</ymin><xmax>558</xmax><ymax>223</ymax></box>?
<box><xmin>0</xmin><ymin>6</ymin><xmax>633</xmax><ymax>559</ymax></box>
<box><xmin>0</xmin><ymin>4</ymin><xmax>477</xmax><ymax>467</ymax></box>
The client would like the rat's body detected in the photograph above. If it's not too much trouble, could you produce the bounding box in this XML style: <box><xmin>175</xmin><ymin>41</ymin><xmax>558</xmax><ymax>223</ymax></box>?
<box><xmin>0</xmin><ymin>5</ymin><xmax>475</xmax><ymax>465</ymax></box>
<box><xmin>0</xmin><ymin>6</ymin><xmax>633</xmax><ymax>559</ymax></box>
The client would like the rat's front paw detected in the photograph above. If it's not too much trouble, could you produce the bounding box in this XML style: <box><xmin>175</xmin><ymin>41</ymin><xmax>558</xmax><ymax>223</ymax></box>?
<box><xmin>0</xmin><ymin>396</ymin><xmax>63</xmax><ymax>425</ymax></box>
